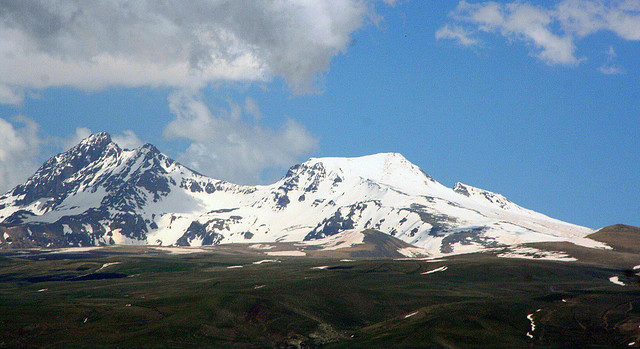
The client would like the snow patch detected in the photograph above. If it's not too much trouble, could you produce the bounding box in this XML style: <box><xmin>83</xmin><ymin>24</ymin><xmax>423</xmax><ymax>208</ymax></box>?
<box><xmin>266</xmin><ymin>250</ymin><xmax>306</xmax><ymax>256</ymax></box>
<box><xmin>609</xmin><ymin>276</ymin><xmax>626</xmax><ymax>286</ymax></box>
<box><xmin>497</xmin><ymin>247</ymin><xmax>577</xmax><ymax>262</ymax></box>
<box><xmin>252</xmin><ymin>259</ymin><xmax>279</xmax><ymax>264</ymax></box>
<box><xmin>51</xmin><ymin>246</ymin><xmax>103</xmax><ymax>253</ymax></box>
<box><xmin>110</xmin><ymin>229</ymin><xmax>146</xmax><ymax>245</ymax></box>
<box><xmin>404</xmin><ymin>311</ymin><xmax>419</xmax><ymax>318</ymax></box>
<box><xmin>226</xmin><ymin>265</ymin><xmax>243</xmax><ymax>269</ymax></box>
<box><xmin>249</xmin><ymin>244</ymin><xmax>276</xmax><ymax>250</ymax></box>
<box><xmin>96</xmin><ymin>262</ymin><xmax>121</xmax><ymax>272</ymax></box>
<box><xmin>152</xmin><ymin>247</ymin><xmax>208</xmax><ymax>254</ymax></box>
<box><xmin>62</xmin><ymin>224</ymin><xmax>73</xmax><ymax>235</ymax></box>
<box><xmin>397</xmin><ymin>246</ymin><xmax>430</xmax><ymax>257</ymax></box>
<box><xmin>311</xmin><ymin>266</ymin><xmax>329</xmax><ymax>270</ymax></box>
<box><xmin>302</xmin><ymin>229</ymin><xmax>365</xmax><ymax>251</ymax></box>
<box><xmin>526</xmin><ymin>309</ymin><xmax>541</xmax><ymax>339</ymax></box>
<box><xmin>421</xmin><ymin>266</ymin><xmax>447</xmax><ymax>274</ymax></box>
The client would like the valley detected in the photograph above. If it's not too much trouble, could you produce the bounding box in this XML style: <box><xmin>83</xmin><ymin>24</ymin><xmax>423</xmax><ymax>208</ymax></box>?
<box><xmin>1</xmin><ymin>227</ymin><xmax>640</xmax><ymax>348</ymax></box>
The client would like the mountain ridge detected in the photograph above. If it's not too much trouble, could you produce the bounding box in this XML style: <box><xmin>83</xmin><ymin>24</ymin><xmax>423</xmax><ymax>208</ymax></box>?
<box><xmin>0</xmin><ymin>133</ymin><xmax>603</xmax><ymax>255</ymax></box>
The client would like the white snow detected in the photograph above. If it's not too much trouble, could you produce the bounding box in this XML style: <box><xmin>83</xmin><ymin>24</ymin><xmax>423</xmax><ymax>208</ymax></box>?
<box><xmin>96</xmin><ymin>262</ymin><xmax>121</xmax><ymax>272</ymax></box>
<box><xmin>37</xmin><ymin>288</ymin><xmax>48</xmax><ymax>292</ymax></box>
<box><xmin>305</xmin><ymin>153</ymin><xmax>437</xmax><ymax>195</ymax></box>
<box><xmin>397</xmin><ymin>246</ymin><xmax>430</xmax><ymax>257</ymax></box>
<box><xmin>609</xmin><ymin>276</ymin><xmax>626</xmax><ymax>286</ymax></box>
<box><xmin>226</xmin><ymin>265</ymin><xmax>243</xmax><ymax>269</ymax></box>
<box><xmin>62</xmin><ymin>224</ymin><xmax>73</xmax><ymax>235</ymax></box>
<box><xmin>311</xmin><ymin>266</ymin><xmax>329</xmax><ymax>270</ymax></box>
<box><xmin>301</xmin><ymin>229</ymin><xmax>365</xmax><ymax>251</ymax></box>
<box><xmin>152</xmin><ymin>247</ymin><xmax>208</xmax><ymax>254</ymax></box>
<box><xmin>404</xmin><ymin>311</ymin><xmax>419</xmax><ymax>318</ymax></box>
<box><xmin>252</xmin><ymin>259</ymin><xmax>279</xmax><ymax>264</ymax></box>
<box><xmin>2</xmin><ymin>232</ymin><xmax>9</xmax><ymax>240</ymax></box>
<box><xmin>266</xmin><ymin>250</ymin><xmax>306</xmax><ymax>256</ymax></box>
<box><xmin>249</xmin><ymin>244</ymin><xmax>276</xmax><ymax>250</ymax></box>
<box><xmin>421</xmin><ymin>266</ymin><xmax>448</xmax><ymax>274</ymax></box>
<box><xmin>497</xmin><ymin>247</ymin><xmax>577</xmax><ymax>262</ymax></box>
<box><xmin>1</xmin><ymin>143</ymin><xmax>605</xmax><ymax>259</ymax></box>
<box><xmin>340</xmin><ymin>259</ymin><xmax>355</xmax><ymax>262</ymax></box>
<box><xmin>526</xmin><ymin>309</ymin><xmax>541</xmax><ymax>339</ymax></box>
<box><xmin>51</xmin><ymin>246</ymin><xmax>103</xmax><ymax>253</ymax></box>
<box><xmin>110</xmin><ymin>228</ymin><xmax>146</xmax><ymax>245</ymax></box>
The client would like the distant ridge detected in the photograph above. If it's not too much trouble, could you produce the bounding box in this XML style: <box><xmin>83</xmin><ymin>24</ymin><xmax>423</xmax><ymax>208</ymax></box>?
<box><xmin>0</xmin><ymin>133</ymin><xmax>604</xmax><ymax>256</ymax></box>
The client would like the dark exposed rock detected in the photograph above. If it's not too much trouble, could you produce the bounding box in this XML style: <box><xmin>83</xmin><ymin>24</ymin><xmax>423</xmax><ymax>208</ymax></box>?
<box><xmin>439</xmin><ymin>227</ymin><xmax>499</xmax><ymax>254</ymax></box>
<box><xmin>304</xmin><ymin>202</ymin><xmax>375</xmax><ymax>240</ymax></box>
<box><xmin>275</xmin><ymin>193</ymin><xmax>290</xmax><ymax>209</ymax></box>
<box><xmin>176</xmin><ymin>220</ymin><xmax>225</xmax><ymax>246</ymax></box>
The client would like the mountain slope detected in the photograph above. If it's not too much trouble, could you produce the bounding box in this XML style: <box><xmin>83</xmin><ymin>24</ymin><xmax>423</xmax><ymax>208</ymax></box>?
<box><xmin>0</xmin><ymin>133</ymin><xmax>603</xmax><ymax>255</ymax></box>
<box><xmin>588</xmin><ymin>224</ymin><xmax>640</xmax><ymax>253</ymax></box>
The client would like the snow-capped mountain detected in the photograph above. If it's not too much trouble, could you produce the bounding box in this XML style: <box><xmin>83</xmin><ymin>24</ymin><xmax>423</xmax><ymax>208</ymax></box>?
<box><xmin>0</xmin><ymin>133</ymin><xmax>603</xmax><ymax>255</ymax></box>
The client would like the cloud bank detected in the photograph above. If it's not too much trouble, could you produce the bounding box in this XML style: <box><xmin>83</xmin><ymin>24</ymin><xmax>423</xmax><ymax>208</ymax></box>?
<box><xmin>0</xmin><ymin>0</ymin><xmax>375</xmax><ymax>104</ymax></box>
<box><xmin>0</xmin><ymin>1</ymin><xmax>388</xmax><ymax>190</ymax></box>
<box><xmin>164</xmin><ymin>92</ymin><xmax>318</xmax><ymax>184</ymax></box>
<box><xmin>438</xmin><ymin>0</ymin><xmax>640</xmax><ymax>68</ymax></box>
<box><xmin>0</xmin><ymin>117</ymin><xmax>42</xmax><ymax>193</ymax></box>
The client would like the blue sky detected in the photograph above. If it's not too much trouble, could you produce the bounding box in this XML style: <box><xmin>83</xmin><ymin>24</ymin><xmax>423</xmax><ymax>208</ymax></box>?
<box><xmin>0</xmin><ymin>1</ymin><xmax>638</xmax><ymax>229</ymax></box>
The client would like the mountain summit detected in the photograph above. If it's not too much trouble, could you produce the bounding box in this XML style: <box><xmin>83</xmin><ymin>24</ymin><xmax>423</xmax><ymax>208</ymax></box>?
<box><xmin>0</xmin><ymin>133</ymin><xmax>601</xmax><ymax>255</ymax></box>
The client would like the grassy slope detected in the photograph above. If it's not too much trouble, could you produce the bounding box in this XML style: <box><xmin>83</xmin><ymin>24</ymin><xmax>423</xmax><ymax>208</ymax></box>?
<box><xmin>589</xmin><ymin>224</ymin><xmax>640</xmax><ymax>254</ymax></box>
<box><xmin>1</xmin><ymin>244</ymin><xmax>640</xmax><ymax>348</ymax></box>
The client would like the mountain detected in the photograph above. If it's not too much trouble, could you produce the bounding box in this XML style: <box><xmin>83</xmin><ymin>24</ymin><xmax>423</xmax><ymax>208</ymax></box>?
<box><xmin>0</xmin><ymin>133</ymin><xmax>604</xmax><ymax>255</ymax></box>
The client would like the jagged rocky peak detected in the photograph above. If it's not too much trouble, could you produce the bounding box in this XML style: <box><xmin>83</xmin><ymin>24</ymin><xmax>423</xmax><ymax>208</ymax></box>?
<box><xmin>77</xmin><ymin>131</ymin><xmax>112</xmax><ymax>147</ymax></box>
<box><xmin>453</xmin><ymin>182</ymin><xmax>472</xmax><ymax>197</ymax></box>
<box><xmin>48</xmin><ymin>132</ymin><xmax>119</xmax><ymax>173</ymax></box>
<box><xmin>7</xmin><ymin>132</ymin><xmax>121</xmax><ymax>203</ymax></box>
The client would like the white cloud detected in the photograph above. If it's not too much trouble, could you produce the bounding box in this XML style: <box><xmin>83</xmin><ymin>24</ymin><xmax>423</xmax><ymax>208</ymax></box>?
<box><xmin>435</xmin><ymin>24</ymin><xmax>478</xmax><ymax>46</ymax></box>
<box><xmin>244</xmin><ymin>97</ymin><xmax>262</xmax><ymax>120</ymax></box>
<box><xmin>439</xmin><ymin>0</ymin><xmax>640</xmax><ymax>67</ymax></box>
<box><xmin>598</xmin><ymin>65</ymin><xmax>624</xmax><ymax>74</ymax></box>
<box><xmin>112</xmin><ymin>130</ymin><xmax>144</xmax><ymax>150</ymax></box>
<box><xmin>0</xmin><ymin>0</ymin><xmax>381</xmax><ymax>104</ymax></box>
<box><xmin>0</xmin><ymin>96</ymin><xmax>313</xmax><ymax>190</ymax></box>
<box><xmin>605</xmin><ymin>45</ymin><xmax>617</xmax><ymax>59</ymax></box>
<box><xmin>598</xmin><ymin>45</ymin><xmax>625</xmax><ymax>75</ymax></box>
<box><xmin>164</xmin><ymin>91</ymin><xmax>318</xmax><ymax>184</ymax></box>
<box><xmin>61</xmin><ymin>127</ymin><xmax>92</xmax><ymax>151</ymax></box>
<box><xmin>0</xmin><ymin>116</ymin><xmax>42</xmax><ymax>193</ymax></box>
